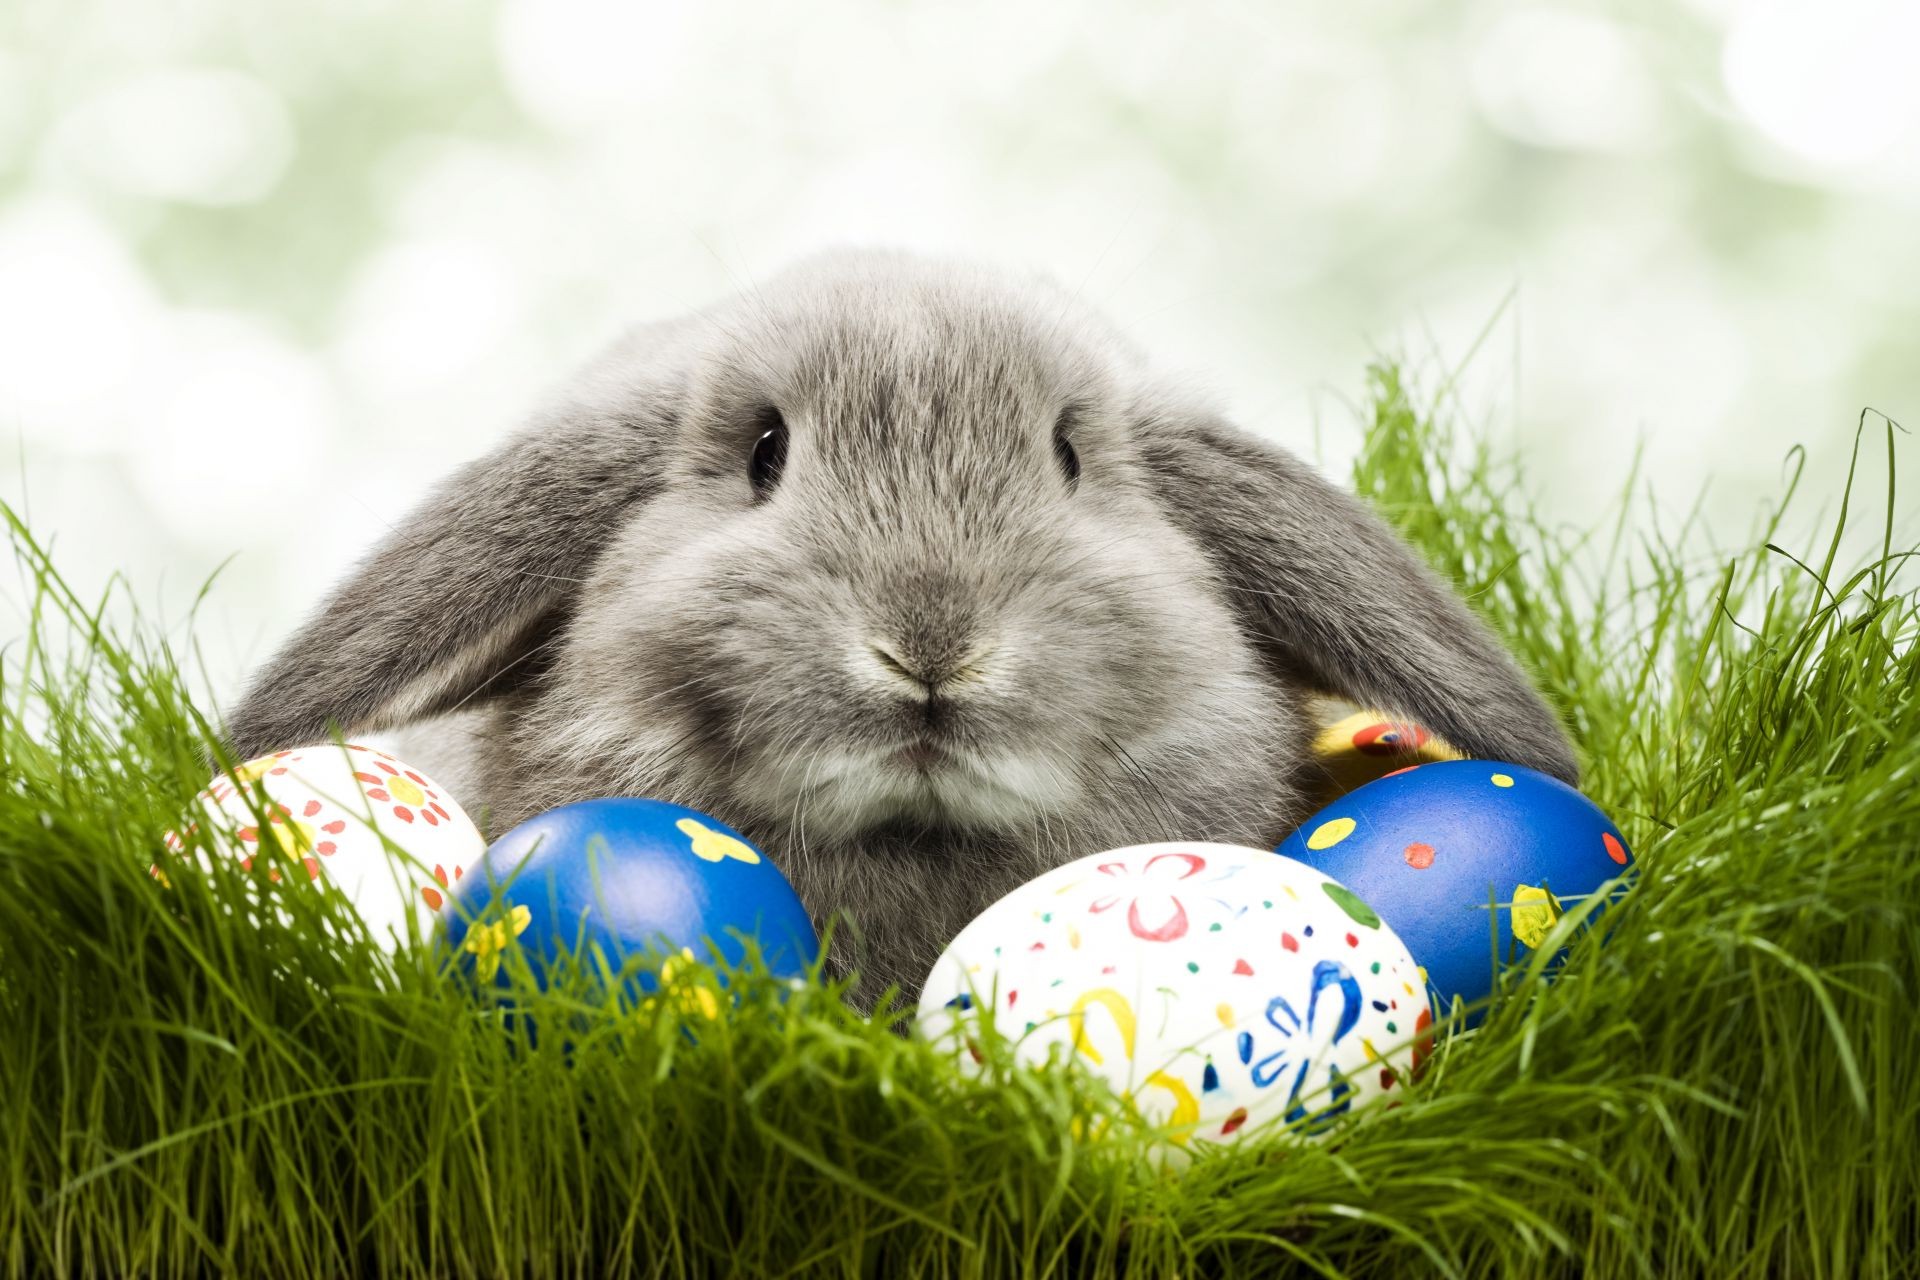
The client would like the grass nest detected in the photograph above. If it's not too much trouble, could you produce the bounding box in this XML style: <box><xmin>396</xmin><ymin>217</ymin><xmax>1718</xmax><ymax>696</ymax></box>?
<box><xmin>2</xmin><ymin>367</ymin><xmax>1914</xmax><ymax>1278</ymax></box>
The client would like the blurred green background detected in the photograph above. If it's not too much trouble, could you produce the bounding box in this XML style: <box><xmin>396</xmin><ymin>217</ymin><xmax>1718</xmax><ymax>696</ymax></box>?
<box><xmin>2</xmin><ymin>0</ymin><xmax>1915</xmax><ymax>690</ymax></box>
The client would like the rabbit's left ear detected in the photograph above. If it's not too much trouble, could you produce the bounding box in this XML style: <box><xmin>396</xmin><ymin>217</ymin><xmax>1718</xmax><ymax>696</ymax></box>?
<box><xmin>1137</xmin><ymin>408</ymin><xmax>1579</xmax><ymax>784</ymax></box>
<box><xmin>219</xmin><ymin>320</ymin><xmax>694</xmax><ymax>763</ymax></box>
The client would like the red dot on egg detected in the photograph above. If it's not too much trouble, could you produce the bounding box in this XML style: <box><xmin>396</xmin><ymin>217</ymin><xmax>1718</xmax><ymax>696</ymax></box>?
<box><xmin>422</xmin><ymin>810</ymin><xmax>440</xmax><ymax>827</ymax></box>
<box><xmin>1220</xmin><ymin>1107</ymin><xmax>1249</xmax><ymax>1135</ymax></box>
<box><xmin>302</xmin><ymin>858</ymin><xmax>320</xmax><ymax>881</ymax></box>
<box><xmin>429</xmin><ymin>803</ymin><xmax>450</xmax><ymax>820</ymax></box>
<box><xmin>405</xmin><ymin>770</ymin><xmax>427</xmax><ymax>785</ymax></box>
<box><xmin>1355</xmin><ymin>721</ymin><xmax>1428</xmax><ymax>757</ymax></box>
<box><xmin>421</xmin><ymin>886</ymin><xmax>444</xmax><ymax>911</ymax></box>
<box><xmin>367</xmin><ymin>789</ymin><xmax>390</xmax><ymax>802</ymax></box>
<box><xmin>238</xmin><ymin>827</ymin><xmax>259</xmax><ymax>843</ymax></box>
<box><xmin>1233</xmin><ymin>958</ymin><xmax>1254</xmax><ymax>976</ymax></box>
<box><xmin>1413</xmin><ymin>1008</ymin><xmax>1436</xmax><ymax>1076</ymax></box>
<box><xmin>377</xmin><ymin>762</ymin><xmax>399</xmax><ymax>776</ymax></box>
<box><xmin>1281</xmin><ymin>933</ymin><xmax>1298</xmax><ymax>952</ymax></box>
<box><xmin>393</xmin><ymin>806</ymin><xmax>414</xmax><ymax>823</ymax></box>
<box><xmin>302</xmin><ymin>800</ymin><xmax>322</xmax><ymax>818</ymax></box>
<box><xmin>1404</xmin><ymin>842</ymin><xmax>1436</xmax><ymax>870</ymax></box>
<box><xmin>1345</xmin><ymin>933</ymin><xmax>1358</xmax><ymax>947</ymax></box>
<box><xmin>1379</xmin><ymin>1068</ymin><xmax>1396</xmax><ymax>1091</ymax></box>
<box><xmin>316</xmin><ymin>842</ymin><xmax>336</xmax><ymax>856</ymax></box>
<box><xmin>322</xmin><ymin>820</ymin><xmax>345</xmax><ymax>834</ymax></box>
<box><xmin>1603</xmin><ymin>832</ymin><xmax>1628</xmax><ymax>865</ymax></box>
<box><xmin>352</xmin><ymin>772</ymin><xmax>381</xmax><ymax>785</ymax></box>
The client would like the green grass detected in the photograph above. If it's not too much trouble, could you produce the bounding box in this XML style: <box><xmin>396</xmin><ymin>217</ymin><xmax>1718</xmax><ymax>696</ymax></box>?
<box><xmin>3</xmin><ymin>367</ymin><xmax>1916</xmax><ymax>1278</ymax></box>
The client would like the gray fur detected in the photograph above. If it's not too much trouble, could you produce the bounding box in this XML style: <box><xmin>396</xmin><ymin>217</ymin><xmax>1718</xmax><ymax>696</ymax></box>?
<box><xmin>225</xmin><ymin>250</ymin><xmax>1577</xmax><ymax>1004</ymax></box>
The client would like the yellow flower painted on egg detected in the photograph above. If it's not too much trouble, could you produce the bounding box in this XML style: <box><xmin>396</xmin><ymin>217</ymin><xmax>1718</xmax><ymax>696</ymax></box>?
<box><xmin>652</xmin><ymin>947</ymin><xmax>722</xmax><ymax>1021</ymax></box>
<box><xmin>229</xmin><ymin>750</ymin><xmax>300</xmax><ymax>786</ymax></box>
<box><xmin>676</xmin><ymin>817</ymin><xmax>761</xmax><ymax>865</ymax></box>
<box><xmin>464</xmin><ymin>904</ymin><xmax>533</xmax><ymax>981</ymax></box>
<box><xmin>249</xmin><ymin>817</ymin><xmax>319</xmax><ymax>857</ymax></box>
<box><xmin>350</xmin><ymin>752</ymin><xmax>455</xmax><ymax>828</ymax></box>
<box><xmin>236</xmin><ymin>808</ymin><xmax>323</xmax><ymax>881</ymax></box>
<box><xmin>206</xmin><ymin>750</ymin><xmax>301</xmax><ymax>805</ymax></box>
<box><xmin>231</xmin><ymin>758</ymin><xmax>276</xmax><ymax>784</ymax></box>
<box><xmin>1510</xmin><ymin>884</ymin><xmax>1564</xmax><ymax>949</ymax></box>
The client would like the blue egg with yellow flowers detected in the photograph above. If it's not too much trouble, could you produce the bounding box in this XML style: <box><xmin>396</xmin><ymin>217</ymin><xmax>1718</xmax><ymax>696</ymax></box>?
<box><xmin>441</xmin><ymin>798</ymin><xmax>819</xmax><ymax>992</ymax></box>
<box><xmin>1277</xmin><ymin>760</ymin><xmax>1631</xmax><ymax>1017</ymax></box>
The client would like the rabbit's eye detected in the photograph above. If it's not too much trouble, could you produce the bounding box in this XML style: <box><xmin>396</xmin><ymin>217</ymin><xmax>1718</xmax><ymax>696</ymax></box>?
<box><xmin>1053</xmin><ymin>414</ymin><xmax>1081</xmax><ymax>488</ymax></box>
<box><xmin>750</xmin><ymin>411</ymin><xmax>789</xmax><ymax>498</ymax></box>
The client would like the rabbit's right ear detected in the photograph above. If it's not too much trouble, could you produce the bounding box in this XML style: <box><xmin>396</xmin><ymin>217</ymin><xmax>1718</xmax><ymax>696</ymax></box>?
<box><xmin>1136</xmin><ymin>403</ymin><xmax>1581</xmax><ymax>785</ymax></box>
<box><xmin>222</xmin><ymin>345</ymin><xmax>683</xmax><ymax>761</ymax></box>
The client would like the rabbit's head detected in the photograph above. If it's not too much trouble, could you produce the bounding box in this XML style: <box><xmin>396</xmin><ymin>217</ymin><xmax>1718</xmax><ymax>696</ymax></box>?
<box><xmin>227</xmin><ymin>250</ymin><xmax>1576</xmax><ymax>996</ymax></box>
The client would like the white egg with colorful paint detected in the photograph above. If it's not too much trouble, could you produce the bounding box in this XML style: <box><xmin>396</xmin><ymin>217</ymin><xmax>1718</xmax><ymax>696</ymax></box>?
<box><xmin>916</xmin><ymin>842</ymin><xmax>1430</xmax><ymax>1154</ymax></box>
<box><xmin>159</xmin><ymin>743</ymin><xmax>485</xmax><ymax>946</ymax></box>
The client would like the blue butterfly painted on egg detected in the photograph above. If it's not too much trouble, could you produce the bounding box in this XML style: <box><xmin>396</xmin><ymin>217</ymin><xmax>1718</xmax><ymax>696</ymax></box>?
<box><xmin>1235</xmin><ymin>959</ymin><xmax>1362</xmax><ymax>1131</ymax></box>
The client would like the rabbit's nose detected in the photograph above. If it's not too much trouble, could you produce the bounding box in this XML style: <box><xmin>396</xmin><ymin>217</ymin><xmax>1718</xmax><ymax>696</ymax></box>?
<box><xmin>866</xmin><ymin>638</ymin><xmax>996</xmax><ymax>695</ymax></box>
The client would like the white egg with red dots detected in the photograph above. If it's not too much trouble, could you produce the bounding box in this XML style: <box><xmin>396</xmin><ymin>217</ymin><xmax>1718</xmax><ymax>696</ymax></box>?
<box><xmin>158</xmin><ymin>743</ymin><xmax>484</xmax><ymax>946</ymax></box>
<box><xmin>916</xmin><ymin>842</ymin><xmax>1430</xmax><ymax>1155</ymax></box>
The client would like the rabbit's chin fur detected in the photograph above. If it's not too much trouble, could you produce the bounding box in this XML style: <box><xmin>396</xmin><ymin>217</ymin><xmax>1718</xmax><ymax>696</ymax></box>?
<box><xmin>395</xmin><ymin>672</ymin><xmax>1318</xmax><ymax>1008</ymax></box>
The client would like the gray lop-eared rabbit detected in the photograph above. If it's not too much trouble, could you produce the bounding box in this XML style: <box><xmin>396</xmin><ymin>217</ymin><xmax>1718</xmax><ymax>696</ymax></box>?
<box><xmin>227</xmin><ymin>250</ymin><xmax>1576</xmax><ymax>1004</ymax></box>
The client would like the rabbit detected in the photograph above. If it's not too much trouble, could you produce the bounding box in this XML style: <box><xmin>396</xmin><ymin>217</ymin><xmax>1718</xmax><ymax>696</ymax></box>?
<box><xmin>225</xmin><ymin>249</ymin><xmax>1578</xmax><ymax>1006</ymax></box>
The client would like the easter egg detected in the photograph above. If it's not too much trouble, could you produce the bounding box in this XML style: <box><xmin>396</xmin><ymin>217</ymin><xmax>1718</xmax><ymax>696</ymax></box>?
<box><xmin>917</xmin><ymin>843</ymin><xmax>1428</xmax><ymax>1153</ymax></box>
<box><xmin>1311</xmin><ymin>704</ymin><xmax>1462</xmax><ymax>800</ymax></box>
<box><xmin>160</xmin><ymin>743</ymin><xmax>483</xmax><ymax>944</ymax></box>
<box><xmin>1279</xmin><ymin>760</ymin><xmax>1633</xmax><ymax>1017</ymax></box>
<box><xmin>441</xmin><ymin>799</ymin><xmax>819</xmax><ymax>991</ymax></box>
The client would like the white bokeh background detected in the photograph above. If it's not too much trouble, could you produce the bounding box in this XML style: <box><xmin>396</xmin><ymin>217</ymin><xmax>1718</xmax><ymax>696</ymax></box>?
<box><xmin>2</xmin><ymin>0</ymin><xmax>1916</xmax><ymax>700</ymax></box>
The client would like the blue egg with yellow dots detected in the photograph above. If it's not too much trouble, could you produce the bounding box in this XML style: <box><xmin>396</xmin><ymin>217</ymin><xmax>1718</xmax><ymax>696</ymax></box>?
<box><xmin>441</xmin><ymin>798</ymin><xmax>819</xmax><ymax>993</ymax></box>
<box><xmin>1277</xmin><ymin>760</ymin><xmax>1631</xmax><ymax>1017</ymax></box>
